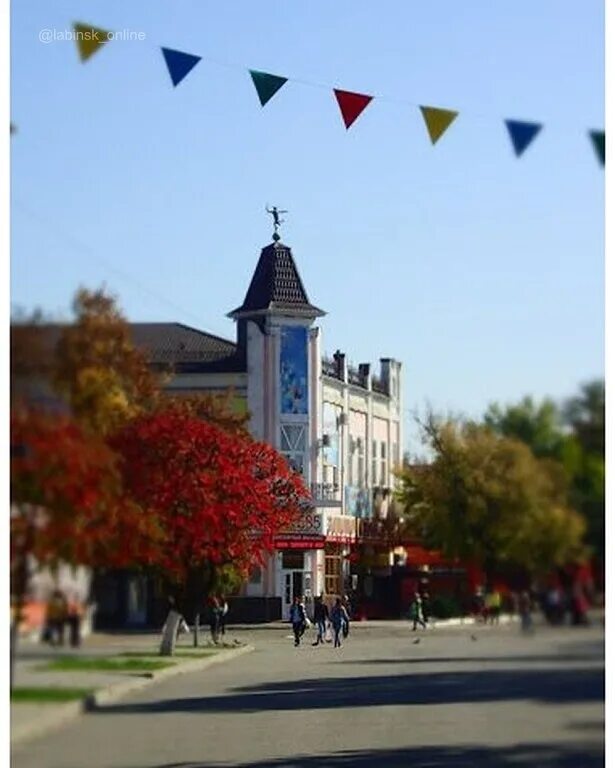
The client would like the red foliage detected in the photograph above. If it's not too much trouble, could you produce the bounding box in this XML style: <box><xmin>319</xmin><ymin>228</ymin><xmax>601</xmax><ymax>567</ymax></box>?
<box><xmin>10</xmin><ymin>407</ymin><xmax>161</xmax><ymax>573</ymax></box>
<box><xmin>109</xmin><ymin>410</ymin><xmax>308</xmax><ymax>582</ymax></box>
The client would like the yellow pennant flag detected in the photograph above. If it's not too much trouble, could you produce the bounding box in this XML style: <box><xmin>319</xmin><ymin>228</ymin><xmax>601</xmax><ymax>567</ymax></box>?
<box><xmin>73</xmin><ymin>23</ymin><xmax>112</xmax><ymax>62</ymax></box>
<box><xmin>419</xmin><ymin>106</ymin><xmax>459</xmax><ymax>145</ymax></box>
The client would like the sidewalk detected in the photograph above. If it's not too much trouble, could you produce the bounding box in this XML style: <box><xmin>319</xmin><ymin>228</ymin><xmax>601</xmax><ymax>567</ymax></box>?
<box><xmin>11</xmin><ymin>631</ymin><xmax>254</xmax><ymax>748</ymax></box>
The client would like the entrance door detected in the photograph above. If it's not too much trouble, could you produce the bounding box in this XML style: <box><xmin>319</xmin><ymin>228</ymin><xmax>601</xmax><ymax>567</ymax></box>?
<box><xmin>126</xmin><ymin>575</ymin><xmax>148</xmax><ymax>626</ymax></box>
<box><xmin>282</xmin><ymin>570</ymin><xmax>305</xmax><ymax>619</ymax></box>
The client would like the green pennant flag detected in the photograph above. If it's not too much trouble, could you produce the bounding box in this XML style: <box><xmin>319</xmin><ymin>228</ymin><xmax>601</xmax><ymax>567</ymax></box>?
<box><xmin>73</xmin><ymin>22</ymin><xmax>112</xmax><ymax>62</ymax></box>
<box><xmin>419</xmin><ymin>106</ymin><xmax>459</xmax><ymax>145</ymax></box>
<box><xmin>589</xmin><ymin>130</ymin><xmax>605</xmax><ymax>166</ymax></box>
<box><xmin>249</xmin><ymin>71</ymin><xmax>288</xmax><ymax>107</ymax></box>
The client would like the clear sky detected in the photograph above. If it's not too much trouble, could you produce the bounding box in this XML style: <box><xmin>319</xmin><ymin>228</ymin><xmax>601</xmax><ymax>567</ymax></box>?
<box><xmin>11</xmin><ymin>1</ymin><xmax>604</xmax><ymax>453</ymax></box>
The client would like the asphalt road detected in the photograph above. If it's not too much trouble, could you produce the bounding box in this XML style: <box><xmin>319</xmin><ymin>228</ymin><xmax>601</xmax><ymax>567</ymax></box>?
<box><xmin>11</xmin><ymin>620</ymin><xmax>604</xmax><ymax>768</ymax></box>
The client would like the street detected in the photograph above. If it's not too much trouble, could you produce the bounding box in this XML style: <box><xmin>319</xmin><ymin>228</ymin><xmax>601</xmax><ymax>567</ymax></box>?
<box><xmin>11</xmin><ymin>620</ymin><xmax>604</xmax><ymax>768</ymax></box>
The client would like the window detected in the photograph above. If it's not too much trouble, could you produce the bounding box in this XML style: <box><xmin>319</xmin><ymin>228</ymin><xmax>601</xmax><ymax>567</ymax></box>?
<box><xmin>392</xmin><ymin>443</ymin><xmax>398</xmax><ymax>471</ymax></box>
<box><xmin>347</xmin><ymin>441</ymin><xmax>354</xmax><ymax>486</ymax></box>
<box><xmin>325</xmin><ymin>545</ymin><xmax>343</xmax><ymax>596</ymax></box>
<box><xmin>280</xmin><ymin>424</ymin><xmax>307</xmax><ymax>478</ymax></box>
<box><xmin>357</xmin><ymin>438</ymin><xmax>365</xmax><ymax>488</ymax></box>
<box><xmin>372</xmin><ymin>440</ymin><xmax>378</xmax><ymax>485</ymax></box>
<box><xmin>380</xmin><ymin>441</ymin><xmax>387</xmax><ymax>486</ymax></box>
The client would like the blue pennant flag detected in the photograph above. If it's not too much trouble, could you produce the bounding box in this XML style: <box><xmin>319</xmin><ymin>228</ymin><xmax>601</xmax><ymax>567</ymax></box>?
<box><xmin>161</xmin><ymin>47</ymin><xmax>202</xmax><ymax>87</ymax></box>
<box><xmin>505</xmin><ymin>120</ymin><xmax>543</xmax><ymax>157</ymax></box>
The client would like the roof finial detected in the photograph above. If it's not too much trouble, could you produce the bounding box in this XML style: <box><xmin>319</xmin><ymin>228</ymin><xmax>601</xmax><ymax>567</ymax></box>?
<box><xmin>266</xmin><ymin>205</ymin><xmax>287</xmax><ymax>242</ymax></box>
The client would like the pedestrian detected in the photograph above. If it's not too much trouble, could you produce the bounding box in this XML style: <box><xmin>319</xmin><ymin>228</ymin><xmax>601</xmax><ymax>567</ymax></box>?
<box><xmin>409</xmin><ymin>593</ymin><xmax>426</xmax><ymax>631</ymax></box>
<box><xmin>489</xmin><ymin>589</ymin><xmax>502</xmax><ymax>625</ymax></box>
<box><xmin>519</xmin><ymin>591</ymin><xmax>533</xmax><ymax>633</ymax></box>
<box><xmin>289</xmin><ymin>595</ymin><xmax>307</xmax><ymax>647</ymax></box>
<box><xmin>342</xmin><ymin>595</ymin><xmax>351</xmax><ymax>638</ymax></box>
<box><xmin>420</xmin><ymin>591</ymin><xmax>431</xmax><ymax>627</ymax></box>
<box><xmin>44</xmin><ymin>589</ymin><xmax>67</xmax><ymax>647</ymax></box>
<box><xmin>312</xmin><ymin>594</ymin><xmax>329</xmax><ymax>646</ymax></box>
<box><xmin>208</xmin><ymin>596</ymin><xmax>222</xmax><ymax>644</ymax></box>
<box><xmin>219</xmin><ymin>595</ymin><xmax>229</xmax><ymax>637</ymax></box>
<box><xmin>330</xmin><ymin>598</ymin><xmax>350</xmax><ymax>648</ymax></box>
<box><xmin>66</xmin><ymin>592</ymin><xmax>84</xmax><ymax>648</ymax></box>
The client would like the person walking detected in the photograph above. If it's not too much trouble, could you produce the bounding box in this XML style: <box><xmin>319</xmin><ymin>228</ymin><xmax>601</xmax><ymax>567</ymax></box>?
<box><xmin>409</xmin><ymin>593</ymin><xmax>426</xmax><ymax>631</ymax></box>
<box><xmin>420</xmin><ymin>591</ymin><xmax>431</xmax><ymax>628</ymax></box>
<box><xmin>219</xmin><ymin>595</ymin><xmax>229</xmax><ymax>637</ymax></box>
<box><xmin>44</xmin><ymin>589</ymin><xmax>67</xmax><ymax>647</ymax></box>
<box><xmin>66</xmin><ymin>592</ymin><xmax>84</xmax><ymax>648</ymax></box>
<box><xmin>289</xmin><ymin>595</ymin><xmax>307</xmax><ymax>647</ymax></box>
<box><xmin>519</xmin><ymin>591</ymin><xmax>533</xmax><ymax>633</ymax></box>
<box><xmin>341</xmin><ymin>594</ymin><xmax>352</xmax><ymax>639</ymax></box>
<box><xmin>312</xmin><ymin>595</ymin><xmax>329</xmax><ymax>646</ymax></box>
<box><xmin>208</xmin><ymin>596</ymin><xmax>223</xmax><ymax>644</ymax></box>
<box><xmin>330</xmin><ymin>598</ymin><xmax>350</xmax><ymax>648</ymax></box>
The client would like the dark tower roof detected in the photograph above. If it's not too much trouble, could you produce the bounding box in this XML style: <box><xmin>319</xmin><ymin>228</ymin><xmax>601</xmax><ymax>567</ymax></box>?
<box><xmin>228</xmin><ymin>241</ymin><xmax>325</xmax><ymax>320</ymax></box>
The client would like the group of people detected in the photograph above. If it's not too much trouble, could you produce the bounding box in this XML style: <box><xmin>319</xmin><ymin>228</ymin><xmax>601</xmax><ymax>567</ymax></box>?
<box><xmin>472</xmin><ymin>589</ymin><xmax>503</xmax><ymax>624</ymax></box>
<box><xmin>42</xmin><ymin>589</ymin><xmax>85</xmax><ymax>648</ymax></box>
<box><xmin>290</xmin><ymin>594</ymin><xmax>350</xmax><ymax>648</ymax></box>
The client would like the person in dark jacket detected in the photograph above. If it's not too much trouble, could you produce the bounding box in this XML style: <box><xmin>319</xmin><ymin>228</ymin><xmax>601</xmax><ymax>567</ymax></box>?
<box><xmin>330</xmin><ymin>598</ymin><xmax>350</xmax><ymax>648</ymax></box>
<box><xmin>312</xmin><ymin>595</ymin><xmax>330</xmax><ymax>646</ymax></box>
<box><xmin>289</xmin><ymin>596</ymin><xmax>307</xmax><ymax>647</ymax></box>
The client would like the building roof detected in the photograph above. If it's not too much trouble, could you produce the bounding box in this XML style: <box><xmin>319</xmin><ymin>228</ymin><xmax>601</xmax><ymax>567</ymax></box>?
<box><xmin>129</xmin><ymin>323</ymin><xmax>238</xmax><ymax>367</ymax></box>
<box><xmin>12</xmin><ymin>322</ymin><xmax>244</xmax><ymax>373</ymax></box>
<box><xmin>228</xmin><ymin>241</ymin><xmax>325</xmax><ymax>319</ymax></box>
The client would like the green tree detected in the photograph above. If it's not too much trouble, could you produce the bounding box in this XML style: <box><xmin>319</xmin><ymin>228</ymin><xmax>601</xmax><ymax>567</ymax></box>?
<box><xmin>485</xmin><ymin>382</ymin><xmax>604</xmax><ymax>561</ymax></box>
<box><xmin>483</xmin><ymin>396</ymin><xmax>564</xmax><ymax>459</ymax></box>
<box><xmin>397</xmin><ymin>413</ymin><xmax>586</xmax><ymax>582</ymax></box>
<box><xmin>563</xmin><ymin>380</ymin><xmax>605</xmax><ymax>560</ymax></box>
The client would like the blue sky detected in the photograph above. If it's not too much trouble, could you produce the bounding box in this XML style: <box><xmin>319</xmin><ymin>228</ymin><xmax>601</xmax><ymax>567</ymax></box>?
<box><xmin>11</xmin><ymin>1</ymin><xmax>604</xmax><ymax>452</ymax></box>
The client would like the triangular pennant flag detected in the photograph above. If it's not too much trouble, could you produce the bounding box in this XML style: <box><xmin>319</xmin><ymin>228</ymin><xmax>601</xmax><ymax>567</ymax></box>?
<box><xmin>73</xmin><ymin>23</ymin><xmax>112</xmax><ymax>63</ymax></box>
<box><xmin>161</xmin><ymin>47</ymin><xmax>202</xmax><ymax>87</ymax></box>
<box><xmin>249</xmin><ymin>70</ymin><xmax>288</xmax><ymax>107</ymax></box>
<box><xmin>333</xmin><ymin>89</ymin><xmax>373</xmax><ymax>129</ymax></box>
<box><xmin>589</xmin><ymin>130</ymin><xmax>605</xmax><ymax>166</ymax></box>
<box><xmin>505</xmin><ymin>120</ymin><xmax>543</xmax><ymax>157</ymax></box>
<box><xmin>419</xmin><ymin>106</ymin><xmax>459</xmax><ymax>145</ymax></box>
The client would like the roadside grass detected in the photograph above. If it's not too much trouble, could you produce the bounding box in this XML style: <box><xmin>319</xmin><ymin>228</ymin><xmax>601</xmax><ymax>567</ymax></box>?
<box><xmin>39</xmin><ymin>656</ymin><xmax>176</xmax><ymax>673</ymax></box>
<box><xmin>11</xmin><ymin>687</ymin><xmax>96</xmax><ymax>703</ymax></box>
<box><xmin>120</xmin><ymin>649</ymin><xmax>219</xmax><ymax>659</ymax></box>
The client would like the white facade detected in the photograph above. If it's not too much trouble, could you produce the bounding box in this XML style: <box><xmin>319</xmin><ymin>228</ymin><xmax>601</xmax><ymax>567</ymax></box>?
<box><xmin>226</xmin><ymin>317</ymin><xmax>402</xmax><ymax>618</ymax></box>
<box><xmin>170</xmin><ymin>240</ymin><xmax>403</xmax><ymax>619</ymax></box>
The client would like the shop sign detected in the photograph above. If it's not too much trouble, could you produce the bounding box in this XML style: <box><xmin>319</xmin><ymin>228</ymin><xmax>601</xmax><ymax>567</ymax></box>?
<box><xmin>326</xmin><ymin>515</ymin><xmax>358</xmax><ymax>541</ymax></box>
<box><xmin>282</xmin><ymin>510</ymin><xmax>325</xmax><ymax>537</ymax></box>
<box><xmin>274</xmin><ymin>536</ymin><xmax>326</xmax><ymax>550</ymax></box>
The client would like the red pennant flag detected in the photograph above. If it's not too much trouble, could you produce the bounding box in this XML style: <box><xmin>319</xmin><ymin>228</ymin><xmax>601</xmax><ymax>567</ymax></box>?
<box><xmin>333</xmin><ymin>89</ymin><xmax>373</xmax><ymax>129</ymax></box>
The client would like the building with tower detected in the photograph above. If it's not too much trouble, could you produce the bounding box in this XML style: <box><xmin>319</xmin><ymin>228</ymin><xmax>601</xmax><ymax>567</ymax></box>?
<box><xmin>116</xmin><ymin>232</ymin><xmax>404</xmax><ymax>622</ymax></box>
<box><xmin>12</xmin><ymin>228</ymin><xmax>407</xmax><ymax>628</ymax></box>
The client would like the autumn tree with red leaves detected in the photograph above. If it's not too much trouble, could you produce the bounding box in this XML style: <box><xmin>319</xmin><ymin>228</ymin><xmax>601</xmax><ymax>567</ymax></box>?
<box><xmin>110</xmin><ymin>410</ymin><xmax>308</xmax><ymax>654</ymax></box>
<box><xmin>10</xmin><ymin>409</ymin><xmax>142</xmax><ymax>685</ymax></box>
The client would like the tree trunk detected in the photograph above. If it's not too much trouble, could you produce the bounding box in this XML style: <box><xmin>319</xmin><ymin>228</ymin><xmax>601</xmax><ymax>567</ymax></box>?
<box><xmin>10</xmin><ymin>604</ymin><xmax>23</xmax><ymax>691</ymax></box>
<box><xmin>193</xmin><ymin>612</ymin><xmax>200</xmax><ymax>648</ymax></box>
<box><xmin>159</xmin><ymin>610</ymin><xmax>181</xmax><ymax>656</ymax></box>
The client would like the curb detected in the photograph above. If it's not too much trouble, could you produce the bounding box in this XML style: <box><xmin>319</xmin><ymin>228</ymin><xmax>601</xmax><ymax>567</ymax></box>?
<box><xmin>11</xmin><ymin>644</ymin><xmax>254</xmax><ymax>747</ymax></box>
<box><xmin>433</xmin><ymin>614</ymin><xmax>519</xmax><ymax>629</ymax></box>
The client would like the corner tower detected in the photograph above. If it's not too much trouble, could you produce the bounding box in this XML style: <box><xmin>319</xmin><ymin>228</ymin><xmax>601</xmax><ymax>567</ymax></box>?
<box><xmin>228</xmin><ymin>238</ymin><xmax>325</xmax><ymax>482</ymax></box>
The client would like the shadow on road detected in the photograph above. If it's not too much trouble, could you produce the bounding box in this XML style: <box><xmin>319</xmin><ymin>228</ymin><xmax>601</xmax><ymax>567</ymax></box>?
<box><xmin>129</xmin><ymin>741</ymin><xmax>604</xmax><ymax>767</ymax></box>
<box><xmin>94</xmin><ymin>666</ymin><xmax>603</xmax><ymax>716</ymax></box>
<box><xmin>332</xmin><ymin>652</ymin><xmax>604</xmax><ymax>665</ymax></box>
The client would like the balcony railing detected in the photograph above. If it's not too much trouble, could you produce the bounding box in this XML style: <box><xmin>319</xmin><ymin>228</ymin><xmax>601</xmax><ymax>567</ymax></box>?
<box><xmin>371</xmin><ymin>377</ymin><xmax>389</xmax><ymax>395</ymax></box>
<box><xmin>321</xmin><ymin>357</ymin><xmax>340</xmax><ymax>379</ymax></box>
<box><xmin>309</xmin><ymin>482</ymin><xmax>342</xmax><ymax>508</ymax></box>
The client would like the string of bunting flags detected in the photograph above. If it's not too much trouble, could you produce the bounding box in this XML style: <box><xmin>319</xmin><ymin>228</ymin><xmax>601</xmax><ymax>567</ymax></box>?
<box><xmin>73</xmin><ymin>22</ymin><xmax>605</xmax><ymax>166</ymax></box>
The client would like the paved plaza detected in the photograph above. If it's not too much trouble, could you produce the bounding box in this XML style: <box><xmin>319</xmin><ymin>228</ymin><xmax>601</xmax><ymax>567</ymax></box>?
<box><xmin>11</xmin><ymin>620</ymin><xmax>604</xmax><ymax>768</ymax></box>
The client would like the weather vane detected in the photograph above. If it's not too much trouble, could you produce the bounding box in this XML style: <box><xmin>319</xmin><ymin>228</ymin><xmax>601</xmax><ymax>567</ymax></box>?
<box><xmin>266</xmin><ymin>205</ymin><xmax>288</xmax><ymax>241</ymax></box>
